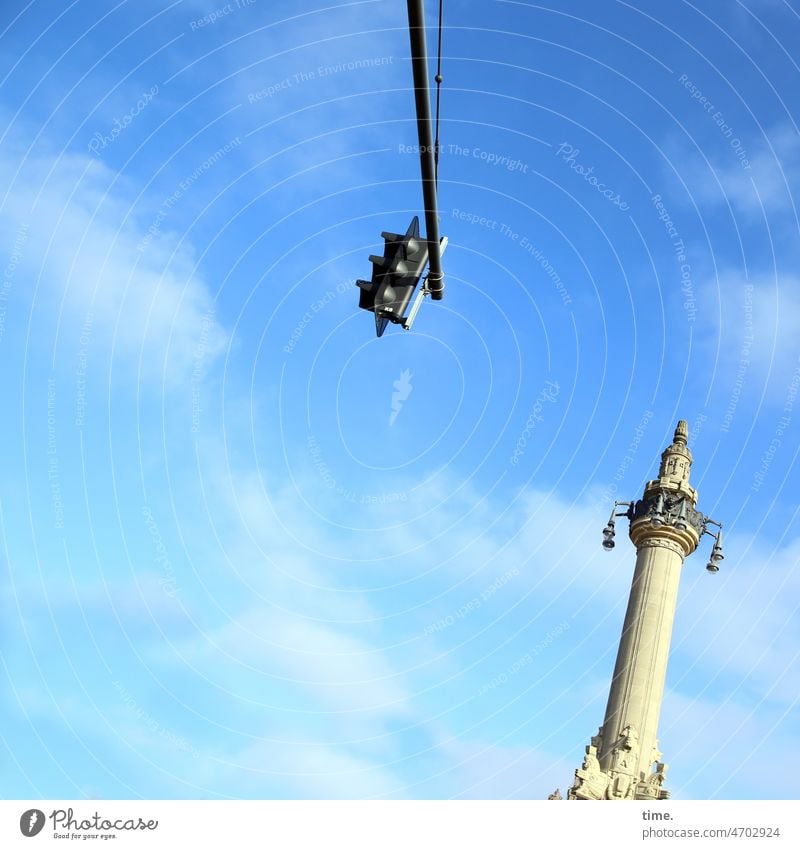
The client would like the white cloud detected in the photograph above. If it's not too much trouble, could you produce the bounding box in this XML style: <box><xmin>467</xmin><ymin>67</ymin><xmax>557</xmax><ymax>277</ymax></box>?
<box><xmin>218</xmin><ymin>735</ymin><xmax>409</xmax><ymax>799</ymax></box>
<box><xmin>671</xmin><ymin>530</ymin><xmax>800</xmax><ymax>709</ymax></box>
<box><xmin>660</xmin><ymin>687</ymin><xmax>798</xmax><ymax>799</ymax></box>
<box><xmin>434</xmin><ymin>737</ymin><xmax>573</xmax><ymax>800</ymax></box>
<box><xmin>677</xmin><ymin>123</ymin><xmax>800</xmax><ymax>220</ymax></box>
<box><xmin>0</xmin><ymin>140</ymin><xmax>227</xmax><ymax>386</ymax></box>
<box><xmin>694</xmin><ymin>271</ymin><xmax>800</xmax><ymax>402</ymax></box>
<box><xmin>177</xmin><ymin>606</ymin><xmax>413</xmax><ymax>718</ymax></box>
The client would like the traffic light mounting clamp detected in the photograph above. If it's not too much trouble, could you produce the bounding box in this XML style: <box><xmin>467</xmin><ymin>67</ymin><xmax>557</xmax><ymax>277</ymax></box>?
<box><xmin>401</xmin><ymin>236</ymin><xmax>448</xmax><ymax>331</ymax></box>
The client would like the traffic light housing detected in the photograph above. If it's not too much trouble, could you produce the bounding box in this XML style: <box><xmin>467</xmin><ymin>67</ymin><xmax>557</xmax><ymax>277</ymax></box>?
<box><xmin>356</xmin><ymin>216</ymin><xmax>430</xmax><ymax>337</ymax></box>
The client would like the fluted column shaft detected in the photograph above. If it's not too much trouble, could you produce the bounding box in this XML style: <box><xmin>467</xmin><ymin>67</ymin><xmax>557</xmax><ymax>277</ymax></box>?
<box><xmin>598</xmin><ymin>538</ymin><xmax>684</xmax><ymax>780</ymax></box>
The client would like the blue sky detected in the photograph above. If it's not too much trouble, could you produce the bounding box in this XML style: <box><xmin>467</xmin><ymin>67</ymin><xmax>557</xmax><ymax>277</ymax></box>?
<box><xmin>0</xmin><ymin>0</ymin><xmax>798</xmax><ymax>800</ymax></box>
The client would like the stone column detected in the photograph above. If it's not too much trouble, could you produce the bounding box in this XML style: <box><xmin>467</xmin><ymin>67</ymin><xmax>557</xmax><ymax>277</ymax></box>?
<box><xmin>568</xmin><ymin>420</ymin><xmax>707</xmax><ymax>800</ymax></box>
<box><xmin>598</xmin><ymin>531</ymin><xmax>695</xmax><ymax>789</ymax></box>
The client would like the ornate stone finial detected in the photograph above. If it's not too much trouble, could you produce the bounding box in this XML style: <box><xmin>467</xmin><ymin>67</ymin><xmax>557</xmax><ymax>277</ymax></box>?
<box><xmin>547</xmin><ymin>788</ymin><xmax>562</xmax><ymax>800</ymax></box>
<box><xmin>657</xmin><ymin>419</ymin><xmax>693</xmax><ymax>485</ymax></box>
<box><xmin>632</xmin><ymin>417</ymin><xmax>702</xmax><ymax>551</ymax></box>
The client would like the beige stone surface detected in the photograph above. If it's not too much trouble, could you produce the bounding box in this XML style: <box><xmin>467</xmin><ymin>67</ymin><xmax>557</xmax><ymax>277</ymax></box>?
<box><xmin>567</xmin><ymin>421</ymin><xmax>703</xmax><ymax>801</ymax></box>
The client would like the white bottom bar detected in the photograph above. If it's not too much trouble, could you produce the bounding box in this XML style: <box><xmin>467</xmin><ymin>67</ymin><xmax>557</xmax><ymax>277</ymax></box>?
<box><xmin>2</xmin><ymin>800</ymin><xmax>797</xmax><ymax>848</ymax></box>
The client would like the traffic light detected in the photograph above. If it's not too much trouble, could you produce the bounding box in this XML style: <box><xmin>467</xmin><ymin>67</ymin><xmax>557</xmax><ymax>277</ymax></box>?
<box><xmin>356</xmin><ymin>216</ymin><xmax>430</xmax><ymax>337</ymax></box>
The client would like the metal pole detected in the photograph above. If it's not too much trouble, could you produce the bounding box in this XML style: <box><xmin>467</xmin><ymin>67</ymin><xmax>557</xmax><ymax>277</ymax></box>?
<box><xmin>407</xmin><ymin>0</ymin><xmax>444</xmax><ymax>300</ymax></box>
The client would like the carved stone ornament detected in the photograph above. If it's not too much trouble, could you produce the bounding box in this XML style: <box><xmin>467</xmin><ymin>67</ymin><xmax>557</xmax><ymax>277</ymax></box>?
<box><xmin>635</xmin><ymin>762</ymin><xmax>671</xmax><ymax>800</ymax></box>
<box><xmin>638</xmin><ymin>537</ymin><xmax>686</xmax><ymax>555</ymax></box>
<box><xmin>567</xmin><ymin>744</ymin><xmax>609</xmax><ymax>800</ymax></box>
<box><xmin>606</xmin><ymin>773</ymin><xmax>636</xmax><ymax>800</ymax></box>
<box><xmin>604</xmin><ymin>725</ymin><xmax>640</xmax><ymax>800</ymax></box>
